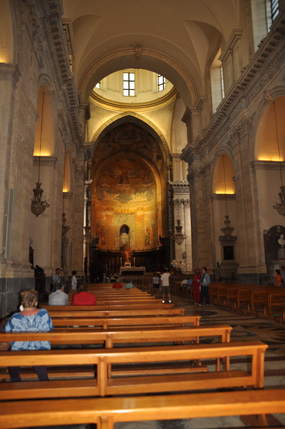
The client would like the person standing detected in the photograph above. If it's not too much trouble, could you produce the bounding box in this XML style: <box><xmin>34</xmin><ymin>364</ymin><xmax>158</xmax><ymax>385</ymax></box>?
<box><xmin>51</xmin><ymin>267</ymin><xmax>61</xmax><ymax>292</ymax></box>
<box><xmin>193</xmin><ymin>268</ymin><xmax>201</xmax><ymax>305</ymax></box>
<box><xmin>71</xmin><ymin>270</ymin><xmax>78</xmax><ymax>290</ymax></box>
<box><xmin>152</xmin><ymin>272</ymin><xmax>160</xmax><ymax>298</ymax></box>
<box><xmin>161</xmin><ymin>268</ymin><xmax>171</xmax><ymax>303</ymax></box>
<box><xmin>48</xmin><ymin>285</ymin><xmax>68</xmax><ymax>305</ymax></box>
<box><xmin>198</xmin><ymin>267</ymin><xmax>210</xmax><ymax>306</ymax></box>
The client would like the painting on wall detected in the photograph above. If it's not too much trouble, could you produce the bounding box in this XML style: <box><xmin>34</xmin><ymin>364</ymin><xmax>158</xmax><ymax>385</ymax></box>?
<box><xmin>93</xmin><ymin>156</ymin><xmax>158</xmax><ymax>251</ymax></box>
<box><xmin>96</xmin><ymin>157</ymin><xmax>155</xmax><ymax>206</ymax></box>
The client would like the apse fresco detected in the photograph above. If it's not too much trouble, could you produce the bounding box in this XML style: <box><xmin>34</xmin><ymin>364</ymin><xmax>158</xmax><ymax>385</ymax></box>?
<box><xmin>93</xmin><ymin>157</ymin><xmax>158</xmax><ymax>250</ymax></box>
<box><xmin>96</xmin><ymin>158</ymin><xmax>155</xmax><ymax>206</ymax></box>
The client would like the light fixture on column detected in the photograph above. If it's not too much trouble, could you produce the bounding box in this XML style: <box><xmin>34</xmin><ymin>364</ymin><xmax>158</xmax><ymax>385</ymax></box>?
<box><xmin>62</xmin><ymin>213</ymin><xmax>70</xmax><ymax>236</ymax></box>
<box><xmin>83</xmin><ymin>225</ymin><xmax>92</xmax><ymax>245</ymax></box>
<box><xmin>272</xmin><ymin>101</ymin><xmax>285</xmax><ymax>216</ymax></box>
<box><xmin>220</xmin><ymin>155</ymin><xmax>234</xmax><ymax>236</ymax></box>
<box><xmin>31</xmin><ymin>92</ymin><xmax>50</xmax><ymax>217</ymax></box>
<box><xmin>173</xmin><ymin>219</ymin><xmax>186</xmax><ymax>245</ymax></box>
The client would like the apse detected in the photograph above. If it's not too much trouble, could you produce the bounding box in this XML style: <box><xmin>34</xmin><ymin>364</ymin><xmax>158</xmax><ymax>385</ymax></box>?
<box><xmin>90</xmin><ymin>121</ymin><xmax>167</xmax><ymax>254</ymax></box>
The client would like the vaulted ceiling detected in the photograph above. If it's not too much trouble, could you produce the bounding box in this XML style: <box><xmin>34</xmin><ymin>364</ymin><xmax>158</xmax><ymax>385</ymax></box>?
<box><xmin>62</xmin><ymin>0</ymin><xmax>240</xmax><ymax>105</ymax></box>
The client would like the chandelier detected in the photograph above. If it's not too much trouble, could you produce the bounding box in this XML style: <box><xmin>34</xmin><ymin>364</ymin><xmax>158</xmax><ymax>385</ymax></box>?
<box><xmin>31</xmin><ymin>91</ymin><xmax>50</xmax><ymax>216</ymax></box>
<box><xmin>272</xmin><ymin>101</ymin><xmax>285</xmax><ymax>216</ymax></box>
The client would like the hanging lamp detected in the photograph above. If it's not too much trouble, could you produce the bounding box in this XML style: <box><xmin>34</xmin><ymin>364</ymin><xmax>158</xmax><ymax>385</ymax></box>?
<box><xmin>31</xmin><ymin>91</ymin><xmax>50</xmax><ymax>217</ymax></box>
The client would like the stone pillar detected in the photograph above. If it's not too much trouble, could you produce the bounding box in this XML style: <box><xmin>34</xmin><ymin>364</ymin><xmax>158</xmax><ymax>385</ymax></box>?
<box><xmin>71</xmin><ymin>155</ymin><xmax>85</xmax><ymax>275</ymax></box>
<box><xmin>171</xmin><ymin>182</ymin><xmax>192</xmax><ymax>273</ymax></box>
<box><xmin>0</xmin><ymin>64</ymin><xmax>20</xmax><ymax>270</ymax></box>
<box><xmin>62</xmin><ymin>191</ymin><xmax>72</xmax><ymax>275</ymax></box>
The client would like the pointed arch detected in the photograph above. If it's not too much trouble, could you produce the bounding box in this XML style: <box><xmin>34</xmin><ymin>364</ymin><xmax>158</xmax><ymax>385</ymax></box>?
<box><xmin>91</xmin><ymin>112</ymin><xmax>171</xmax><ymax>164</ymax></box>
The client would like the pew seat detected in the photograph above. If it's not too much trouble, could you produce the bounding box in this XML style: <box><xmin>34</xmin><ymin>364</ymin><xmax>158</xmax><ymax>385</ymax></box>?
<box><xmin>0</xmin><ymin>340</ymin><xmax>267</xmax><ymax>400</ymax></box>
<box><xmin>1</xmin><ymin>388</ymin><xmax>283</xmax><ymax>429</ymax></box>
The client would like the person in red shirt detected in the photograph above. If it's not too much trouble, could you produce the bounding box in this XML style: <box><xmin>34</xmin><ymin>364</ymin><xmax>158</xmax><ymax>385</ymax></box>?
<box><xmin>193</xmin><ymin>268</ymin><xmax>201</xmax><ymax>305</ymax></box>
<box><xmin>72</xmin><ymin>284</ymin><xmax>96</xmax><ymax>305</ymax></box>
<box><xmin>112</xmin><ymin>281</ymin><xmax>123</xmax><ymax>289</ymax></box>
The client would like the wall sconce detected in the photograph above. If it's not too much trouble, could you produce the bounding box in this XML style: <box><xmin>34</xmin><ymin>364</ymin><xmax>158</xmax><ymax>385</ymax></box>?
<box><xmin>173</xmin><ymin>219</ymin><xmax>186</xmax><ymax>245</ymax></box>
<box><xmin>62</xmin><ymin>213</ymin><xmax>70</xmax><ymax>236</ymax></box>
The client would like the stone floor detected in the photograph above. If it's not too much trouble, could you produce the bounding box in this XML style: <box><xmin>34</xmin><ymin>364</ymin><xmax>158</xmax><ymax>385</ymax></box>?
<box><xmin>7</xmin><ymin>291</ymin><xmax>285</xmax><ymax>428</ymax></box>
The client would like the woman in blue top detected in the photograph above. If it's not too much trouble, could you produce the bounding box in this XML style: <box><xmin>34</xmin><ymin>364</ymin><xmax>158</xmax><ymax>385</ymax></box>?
<box><xmin>3</xmin><ymin>289</ymin><xmax>53</xmax><ymax>381</ymax></box>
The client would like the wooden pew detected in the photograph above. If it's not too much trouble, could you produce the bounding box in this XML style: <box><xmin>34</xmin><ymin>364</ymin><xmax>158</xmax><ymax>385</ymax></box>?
<box><xmin>46</xmin><ymin>308</ymin><xmax>185</xmax><ymax>317</ymax></box>
<box><xmin>267</xmin><ymin>291</ymin><xmax>285</xmax><ymax>321</ymax></box>
<box><xmin>0</xmin><ymin>324</ymin><xmax>232</xmax><ymax>348</ymax></box>
<box><xmin>0</xmin><ymin>340</ymin><xmax>267</xmax><ymax>400</ymax></box>
<box><xmin>51</xmin><ymin>315</ymin><xmax>201</xmax><ymax>329</ymax></box>
<box><xmin>52</xmin><ymin>303</ymin><xmax>174</xmax><ymax>310</ymax></box>
<box><xmin>2</xmin><ymin>389</ymin><xmax>283</xmax><ymax>429</ymax></box>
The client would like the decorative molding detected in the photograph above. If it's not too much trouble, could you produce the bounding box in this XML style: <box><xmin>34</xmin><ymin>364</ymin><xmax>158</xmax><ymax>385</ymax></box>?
<box><xmin>191</xmin><ymin>11</ymin><xmax>285</xmax><ymax>152</ymax></box>
<box><xmin>133</xmin><ymin>44</ymin><xmax>143</xmax><ymax>59</ymax></box>
<box><xmin>219</xmin><ymin>29</ymin><xmax>243</xmax><ymax>62</ymax></box>
<box><xmin>250</xmin><ymin>160</ymin><xmax>285</xmax><ymax>173</ymax></box>
<box><xmin>90</xmin><ymin>87</ymin><xmax>178</xmax><ymax>111</ymax></box>
<box><xmin>33</xmin><ymin>156</ymin><xmax>57</xmax><ymax>167</ymax></box>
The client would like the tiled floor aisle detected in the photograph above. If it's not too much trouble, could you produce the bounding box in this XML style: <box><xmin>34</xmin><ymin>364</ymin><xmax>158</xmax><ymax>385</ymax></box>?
<box><xmin>10</xmin><ymin>292</ymin><xmax>285</xmax><ymax>429</ymax></box>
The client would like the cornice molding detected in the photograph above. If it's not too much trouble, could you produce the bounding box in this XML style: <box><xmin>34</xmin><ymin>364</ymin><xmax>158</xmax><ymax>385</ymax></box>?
<box><xmin>250</xmin><ymin>160</ymin><xmax>285</xmax><ymax>172</ymax></box>
<box><xmin>191</xmin><ymin>11</ymin><xmax>285</xmax><ymax>152</ymax></box>
<box><xmin>90</xmin><ymin>87</ymin><xmax>178</xmax><ymax>111</ymax></box>
<box><xmin>33</xmin><ymin>156</ymin><xmax>57</xmax><ymax>167</ymax></box>
<box><xmin>219</xmin><ymin>29</ymin><xmax>243</xmax><ymax>62</ymax></box>
<box><xmin>37</xmin><ymin>0</ymin><xmax>83</xmax><ymax>150</ymax></box>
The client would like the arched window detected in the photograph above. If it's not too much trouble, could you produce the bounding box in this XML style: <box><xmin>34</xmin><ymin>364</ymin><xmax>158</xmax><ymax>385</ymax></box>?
<box><xmin>210</xmin><ymin>49</ymin><xmax>225</xmax><ymax>113</ymax></box>
<box><xmin>251</xmin><ymin>0</ymin><xmax>280</xmax><ymax>52</ymax></box>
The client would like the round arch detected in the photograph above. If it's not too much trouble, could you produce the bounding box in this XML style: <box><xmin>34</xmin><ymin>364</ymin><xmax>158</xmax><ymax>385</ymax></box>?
<box><xmin>212</xmin><ymin>153</ymin><xmax>235</xmax><ymax>195</ymax></box>
<box><xmin>255</xmin><ymin>96</ymin><xmax>285</xmax><ymax>162</ymax></box>
<box><xmin>79</xmin><ymin>47</ymin><xmax>198</xmax><ymax>107</ymax></box>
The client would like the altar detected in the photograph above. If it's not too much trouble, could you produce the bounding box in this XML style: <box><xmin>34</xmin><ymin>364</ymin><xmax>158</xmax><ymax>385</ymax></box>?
<box><xmin>120</xmin><ymin>266</ymin><xmax>146</xmax><ymax>276</ymax></box>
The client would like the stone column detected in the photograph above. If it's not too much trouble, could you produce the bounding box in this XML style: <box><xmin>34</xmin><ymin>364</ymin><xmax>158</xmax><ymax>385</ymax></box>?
<box><xmin>171</xmin><ymin>182</ymin><xmax>192</xmax><ymax>273</ymax></box>
<box><xmin>71</xmin><ymin>155</ymin><xmax>85</xmax><ymax>275</ymax></box>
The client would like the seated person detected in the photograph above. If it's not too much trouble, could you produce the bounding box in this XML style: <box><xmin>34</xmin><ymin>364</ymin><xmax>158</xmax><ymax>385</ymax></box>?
<box><xmin>48</xmin><ymin>284</ymin><xmax>68</xmax><ymax>305</ymax></box>
<box><xmin>125</xmin><ymin>281</ymin><xmax>135</xmax><ymax>289</ymax></box>
<box><xmin>180</xmin><ymin>278</ymin><xmax>188</xmax><ymax>292</ymax></box>
<box><xmin>274</xmin><ymin>269</ymin><xmax>282</xmax><ymax>286</ymax></box>
<box><xmin>3</xmin><ymin>289</ymin><xmax>53</xmax><ymax>381</ymax></box>
<box><xmin>112</xmin><ymin>281</ymin><xmax>123</xmax><ymax>289</ymax></box>
<box><xmin>72</xmin><ymin>284</ymin><xmax>96</xmax><ymax>305</ymax></box>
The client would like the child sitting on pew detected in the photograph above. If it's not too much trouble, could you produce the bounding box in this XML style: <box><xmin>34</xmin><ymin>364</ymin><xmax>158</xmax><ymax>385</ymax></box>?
<box><xmin>3</xmin><ymin>289</ymin><xmax>53</xmax><ymax>381</ymax></box>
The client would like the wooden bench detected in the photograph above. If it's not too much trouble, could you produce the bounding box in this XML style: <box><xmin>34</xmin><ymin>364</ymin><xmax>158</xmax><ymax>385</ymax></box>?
<box><xmin>225</xmin><ymin>286</ymin><xmax>285</xmax><ymax>317</ymax></box>
<box><xmin>267</xmin><ymin>291</ymin><xmax>285</xmax><ymax>322</ymax></box>
<box><xmin>0</xmin><ymin>340</ymin><xmax>267</xmax><ymax>400</ymax></box>
<box><xmin>1</xmin><ymin>389</ymin><xmax>283</xmax><ymax>429</ymax></box>
<box><xmin>0</xmin><ymin>324</ymin><xmax>232</xmax><ymax>348</ymax></box>
<box><xmin>47</xmin><ymin>308</ymin><xmax>185</xmax><ymax>317</ymax></box>
<box><xmin>65</xmin><ymin>303</ymin><xmax>175</xmax><ymax>309</ymax></box>
<box><xmin>51</xmin><ymin>315</ymin><xmax>201</xmax><ymax>329</ymax></box>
